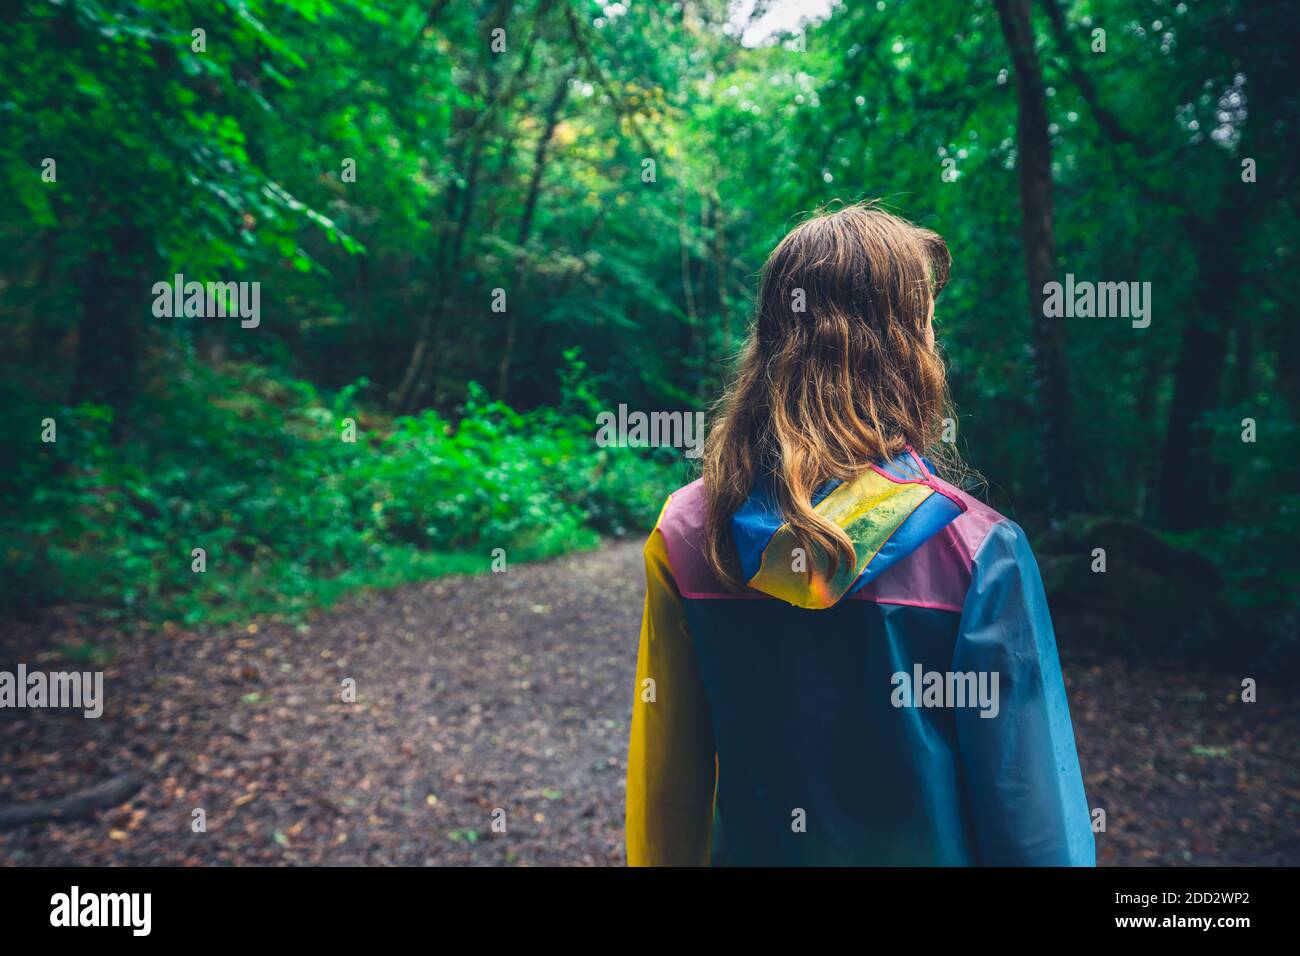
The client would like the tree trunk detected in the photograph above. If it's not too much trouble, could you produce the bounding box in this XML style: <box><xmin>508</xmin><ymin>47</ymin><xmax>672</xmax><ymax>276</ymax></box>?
<box><xmin>994</xmin><ymin>0</ymin><xmax>1079</xmax><ymax>517</ymax></box>
<box><xmin>495</xmin><ymin>70</ymin><xmax>571</xmax><ymax>401</ymax></box>
<box><xmin>1158</xmin><ymin>209</ymin><xmax>1242</xmax><ymax>530</ymax></box>
<box><xmin>711</xmin><ymin>189</ymin><xmax>732</xmax><ymax>377</ymax></box>
<box><xmin>72</xmin><ymin>220</ymin><xmax>153</xmax><ymax>441</ymax></box>
<box><xmin>391</xmin><ymin>96</ymin><xmax>484</xmax><ymax>414</ymax></box>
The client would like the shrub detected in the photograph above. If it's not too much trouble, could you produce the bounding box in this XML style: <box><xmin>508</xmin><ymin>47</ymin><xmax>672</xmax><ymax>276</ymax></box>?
<box><xmin>0</xmin><ymin>352</ymin><xmax>687</xmax><ymax>626</ymax></box>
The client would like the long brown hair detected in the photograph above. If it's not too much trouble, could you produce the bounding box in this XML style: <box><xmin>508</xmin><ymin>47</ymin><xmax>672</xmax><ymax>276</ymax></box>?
<box><xmin>702</xmin><ymin>201</ymin><xmax>954</xmax><ymax>591</ymax></box>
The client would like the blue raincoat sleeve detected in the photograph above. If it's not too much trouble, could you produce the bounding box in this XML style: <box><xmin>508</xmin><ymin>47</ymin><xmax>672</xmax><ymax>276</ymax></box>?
<box><xmin>952</xmin><ymin>520</ymin><xmax>1096</xmax><ymax>866</ymax></box>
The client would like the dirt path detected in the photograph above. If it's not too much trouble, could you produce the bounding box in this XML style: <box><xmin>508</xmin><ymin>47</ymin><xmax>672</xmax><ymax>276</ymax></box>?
<box><xmin>2</xmin><ymin>541</ymin><xmax>1296</xmax><ymax>865</ymax></box>
<box><xmin>1</xmin><ymin>543</ymin><xmax>645</xmax><ymax>866</ymax></box>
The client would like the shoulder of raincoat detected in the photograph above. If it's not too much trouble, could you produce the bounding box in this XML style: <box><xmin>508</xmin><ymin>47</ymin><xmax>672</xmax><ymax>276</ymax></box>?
<box><xmin>625</xmin><ymin>449</ymin><xmax>1095</xmax><ymax>867</ymax></box>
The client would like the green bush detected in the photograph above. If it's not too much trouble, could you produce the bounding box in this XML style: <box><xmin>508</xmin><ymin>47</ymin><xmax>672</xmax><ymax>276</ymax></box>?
<box><xmin>0</xmin><ymin>352</ymin><xmax>687</xmax><ymax>626</ymax></box>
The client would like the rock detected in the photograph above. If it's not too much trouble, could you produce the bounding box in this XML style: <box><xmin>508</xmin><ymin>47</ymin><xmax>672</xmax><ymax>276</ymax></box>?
<box><xmin>1034</xmin><ymin>516</ymin><xmax>1222</xmax><ymax>657</ymax></box>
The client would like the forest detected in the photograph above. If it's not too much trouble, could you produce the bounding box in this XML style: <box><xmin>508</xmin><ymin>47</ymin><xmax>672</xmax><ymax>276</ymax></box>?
<box><xmin>0</xmin><ymin>0</ymin><xmax>1297</xmax><ymax>865</ymax></box>
<box><xmin>3</xmin><ymin>0</ymin><xmax>1297</xmax><ymax>643</ymax></box>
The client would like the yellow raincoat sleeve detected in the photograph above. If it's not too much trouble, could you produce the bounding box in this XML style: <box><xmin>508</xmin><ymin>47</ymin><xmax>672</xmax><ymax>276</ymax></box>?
<box><xmin>625</xmin><ymin>497</ymin><xmax>717</xmax><ymax>866</ymax></box>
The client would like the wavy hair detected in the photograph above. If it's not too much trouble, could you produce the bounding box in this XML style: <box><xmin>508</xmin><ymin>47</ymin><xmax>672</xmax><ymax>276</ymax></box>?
<box><xmin>701</xmin><ymin>202</ymin><xmax>955</xmax><ymax>591</ymax></box>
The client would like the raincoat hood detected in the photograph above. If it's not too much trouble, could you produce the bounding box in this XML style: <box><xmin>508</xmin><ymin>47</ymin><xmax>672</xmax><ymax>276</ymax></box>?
<box><xmin>731</xmin><ymin>449</ymin><xmax>966</xmax><ymax>610</ymax></box>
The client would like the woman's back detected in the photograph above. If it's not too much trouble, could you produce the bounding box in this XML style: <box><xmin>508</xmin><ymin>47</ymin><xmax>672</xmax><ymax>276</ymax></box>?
<box><xmin>629</xmin><ymin>451</ymin><xmax>1093</xmax><ymax>865</ymax></box>
<box><xmin>624</xmin><ymin>204</ymin><xmax>1094</xmax><ymax>866</ymax></box>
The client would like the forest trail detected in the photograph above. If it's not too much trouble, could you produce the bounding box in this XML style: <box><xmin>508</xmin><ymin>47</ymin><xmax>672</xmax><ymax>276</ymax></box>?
<box><xmin>1</xmin><ymin>542</ymin><xmax>645</xmax><ymax>865</ymax></box>
<box><xmin>2</xmin><ymin>541</ymin><xmax>1296</xmax><ymax>865</ymax></box>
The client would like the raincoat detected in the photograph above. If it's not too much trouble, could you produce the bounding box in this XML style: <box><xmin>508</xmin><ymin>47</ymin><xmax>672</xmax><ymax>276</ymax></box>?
<box><xmin>625</xmin><ymin>449</ymin><xmax>1094</xmax><ymax>866</ymax></box>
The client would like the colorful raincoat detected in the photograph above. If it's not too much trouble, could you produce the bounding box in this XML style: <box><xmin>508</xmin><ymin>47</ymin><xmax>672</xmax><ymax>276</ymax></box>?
<box><xmin>625</xmin><ymin>450</ymin><xmax>1094</xmax><ymax>866</ymax></box>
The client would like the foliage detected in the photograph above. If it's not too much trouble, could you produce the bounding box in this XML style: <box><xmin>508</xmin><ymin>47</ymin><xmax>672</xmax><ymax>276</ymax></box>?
<box><xmin>0</xmin><ymin>351</ymin><xmax>680</xmax><ymax>624</ymax></box>
<box><xmin>0</xmin><ymin>0</ymin><xmax>1296</xmax><ymax>640</ymax></box>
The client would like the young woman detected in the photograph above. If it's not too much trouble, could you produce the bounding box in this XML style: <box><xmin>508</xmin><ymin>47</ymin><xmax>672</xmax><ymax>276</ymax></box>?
<box><xmin>625</xmin><ymin>203</ymin><xmax>1094</xmax><ymax>866</ymax></box>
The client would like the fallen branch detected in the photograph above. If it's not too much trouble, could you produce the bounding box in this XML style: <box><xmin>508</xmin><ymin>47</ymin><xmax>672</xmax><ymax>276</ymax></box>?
<box><xmin>0</xmin><ymin>773</ymin><xmax>143</xmax><ymax>830</ymax></box>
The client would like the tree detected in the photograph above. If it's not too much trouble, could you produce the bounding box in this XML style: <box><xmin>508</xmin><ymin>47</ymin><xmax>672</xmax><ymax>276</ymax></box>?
<box><xmin>994</xmin><ymin>0</ymin><xmax>1078</xmax><ymax>517</ymax></box>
